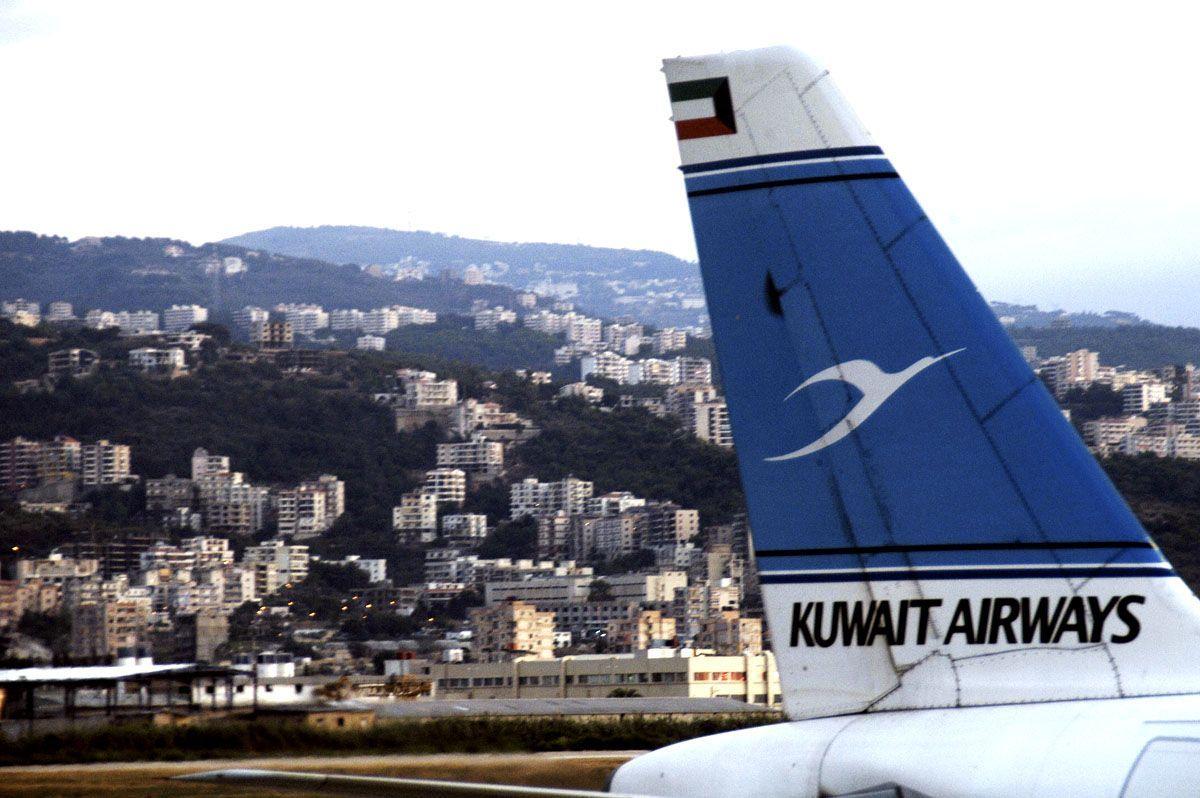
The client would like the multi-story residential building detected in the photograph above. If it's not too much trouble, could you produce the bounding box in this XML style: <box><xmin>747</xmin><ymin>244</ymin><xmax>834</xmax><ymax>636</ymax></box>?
<box><xmin>604</xmin><ymin>322</ymin><xmax>644</xmax><ymax>356</ymax></box>
<box><xmin>16</xmin><ymin>552</ymin><xmax>100</xmax><ymax>586</ymax></box>
<box><xmin>1123</xmin><ymin>382</ymin><xmax>1171</xmax><ymax>414</ymax></box>
<box><xmin>510</xmin><ymin>476</ymin><xmax>594</xmax><ymax>519</ymax></box>
<box><xmin>635</xmin><ymin>502</ymin><xmax>700</xmax><ymax>550</ymax></box>
<box><xmin>327</xmin><ymin>555</ymin><xmax>388</xmax><ymax>584</ymax></box>
<box><xmin>69</xmin><ymin>589</ymin><xmax>153</xmax><ymax>662</ymax></box>
<box><xmin>1050</xmin><ymin>348</ymin><xmax>1101</xmax><ymax>398</ymax></box>
<box><xmin>676</xmin><ymin>357</ymin><xmax>713</xmax><ymax>385</ymax></box>
<box><xmin>696</xmin><ymin>611</ymin><xmax>763</xmax><ymax>655</ymax></box>
<box><xmin>580</xmin><ymin>351</ymin><xmax>633</xmax><ymax>384</ymax></box>
<box><xmin>523</xmin><ymin>310</ymin><xmax>568</xmax><ymax>335</ymax></box>
<box><xmin>554</xmin><ymin>343</ymin><xmax>602</xmax><ymax>366</ymax></box>
<box><xmin>253</xmin><ymin>320</ymin><xmax>293</xmax><ymax>350</ymax></box>
<box><xmin>275</xmin><ymin>304</ymin><xmax>329</xmax><ymax>337</ymax></box>
<box><xmin>145</xmin><ymin>474</ymin><xmax>195</xmax><ymax>512</ymax></box>
<box><xmin>79</xmin><ymin>440</ymin><xmax>133</xmax><ymax>487</ymax></box>
<box><xmin>584</xmin><ymin>492</ymin><xmax>646</xmax><ymax>517</ymax></box>
<box><xmin>482</xmin><ymin>571</ymin><xmax>686</xmax><ymax>608</ymax></box>
<box><xmin>451</xmin><ymin>399</ymin><xmax>525</xmax><ymax>438</ymax></box>
<box><xmin>629</xmin><ymin>357</ymin><xmax>681</xmax><ymax>385</ymax></box>
<box><xmin>362</xmin><ymin>307</ymin><xmax>399</xmax><ymax>335</ymax></box>
<box><xmin>243</xmin><ymin>539</ymin><xmax>309</xmax><ymax>589</ymax></box>
<box><xmin>114</xmin><ymin>310</ymin><xmax>160</xmax><ymax>333</ymax></box>
<box><xmin>557</xmin><ymin>382</ymin><xmax>603</xmax><ymax>403</ymax></box>
<box><xmin>536</xmin><ymin>512</ymin><xmax>574</xmax><ymax>560</ymax></box>
<box><xmin>233</xmin><ymin>306</ymin><xmax>269</xmax><ymax>333</ymax></box>
<box><xmin>162</xmin><ymin>304</ymin><xmax>209</xmax><ymax>332</ymax></box>
<box><xmin>581</xmin><ymin>513</ymin><xmax>641</xmax><ymax>559</ymax></box>
<box><xmin>277</xmin><ymin>475</ymin><xmax>344</xmax><ymax>539</ymax></box>
<box><xmin>565</xmin><ymin>315</ymin><xmax>602</xmax><ymax>344</ymax></box>
<box><xmin>191</xmin><ymin>448</ymin><xmax>231</xmax><ymax>479</ymax></box>
<box><xmin>423</xmin><ymin>468</ymin><xmax>467</xmax><ymax>506</ymax></box>
<box><xmin>401</xmin><ymin>372</ymin><xmax>459</xmax><ymax>408</ymax></box>
<box><xmin>470</xmin><ymin>599</ymin><xmax>557</xmax><ymax>662</ymax></box>
<box><xmin>45</xmin><ymin>301</ymin><xmax>76</xmax><ymax>322</ymax></box>
<box><xmin>1</xmin><ymin>298</ymin><xmax>41</xmax><ymax>326</ymax></box>
<box><xmin>690</xmin><ymin>399</ymin><xmax>733</xmax><ymax>447</ymax></box>
<box><xmin>1083</xmin><ymin>416</ymin><xmax>1150</xmax><ymax>452</ymax></box>
<box><xmin>473</xmin><ymin>307</ymin><xmax>517</xmax><ymax>331</ymax></box>
<box><xmin>48</xmin><ymin>348</ymin><xmax>99</xmax><ymax>379</ymax></box>
<box><xmin>664</xmin><ymin>384</ymin><xmax>719</xmax><ymax>417</ymax></box>
<box><xmin>0</xmin><ymin>436</ymin><xmax>80</xmax><ymax>493</ymax></box>
<box><xmin>84</xmin><ymin>309</ymin><xmax>118</xmax><ymax>330</ymax></box>
<box><xmin>442</xmin><ymin>513</ymin><xmax>489</xmax><ymax>542</ymax></box>
<box><xmin>652</xmin><ymin>328</ymin><xmax>688</xmax><ymax>354</ymax></box>
<box><xmin>436</xmin><ymin>436</ymin><xmax>504</xmax><ymax>477</ymax></box>
<box><xmin>393</xmin><ymin>491</ymin><xmax>439</xmax><ymax>544</ymax></box>
<box><xmin>394</xmin><ymin>306</ymin><xmax>437</xmax><ymax>326</ymax></box>
<box><xmin>329</xmin><ymin>309</ymin><xmax>365</xmax><ymax>330</ymax></box>
<box><xmin>606</xmin><ymin>608</ymin><xmax>677</xmax><ymax>652</ymax></box>
<box><xmin>356</xmin><ymin>335</ymin><xmax>386</xmax><ymax>351</ymax></box>
<box><xmin>128</xmin><ymin>347</ymin><xmax>186</xmax><ymax>374</ymax></box>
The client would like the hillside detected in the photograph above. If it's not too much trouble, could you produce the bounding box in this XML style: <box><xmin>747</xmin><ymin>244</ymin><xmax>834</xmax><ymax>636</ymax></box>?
<box><xmin>0</xmin><ymin>231</ymin><xmax>519</xmax><ymax>319</ymax></box>
<box><xmin>1009</xmin><ymin>325</ymin><xmax>1200</xmax><ymax>370</ymax></box>
<box><xmin>223</xmin><ymin>226</ymin><xmax>706</xmax><ymax>328</ymax></box>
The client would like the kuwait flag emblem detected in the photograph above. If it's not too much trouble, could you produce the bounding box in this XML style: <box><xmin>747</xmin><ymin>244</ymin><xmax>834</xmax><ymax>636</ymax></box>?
<box><xmin>668</xmin><ymin>77</ymin><xmax>737</xmax><ymax>140</ymax></box>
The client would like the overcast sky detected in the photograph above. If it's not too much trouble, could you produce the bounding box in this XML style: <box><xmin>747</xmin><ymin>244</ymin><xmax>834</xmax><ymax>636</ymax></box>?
<box><xmin>3</xmin><ymin>1</ymin><xmax>1200</xmax><ymax>323</ymax></box>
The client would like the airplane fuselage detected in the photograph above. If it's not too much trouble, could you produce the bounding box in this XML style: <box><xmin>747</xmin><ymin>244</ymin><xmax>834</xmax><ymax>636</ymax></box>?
<box><xmin>610</xmin><ymin>694</ymin><xmax>1200</xmax><ymax>797</ymax></box>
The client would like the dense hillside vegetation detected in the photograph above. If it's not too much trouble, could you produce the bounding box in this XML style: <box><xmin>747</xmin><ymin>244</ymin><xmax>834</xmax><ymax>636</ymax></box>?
<box><xmin>0</xmin><ymin>231</ymin><xmax>518</xmax><ymax>317</ymax></box>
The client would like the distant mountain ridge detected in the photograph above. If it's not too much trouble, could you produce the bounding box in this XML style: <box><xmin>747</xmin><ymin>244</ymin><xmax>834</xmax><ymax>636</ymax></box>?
<box><xmin>0</xmin><ymin>231</ymin><xmax>519</xmax><ymax>321</ymax></box>
<box><xmin>222</xmin><ymin>225</ymin><xmax>707</xmax><ymax>328</ymax></box>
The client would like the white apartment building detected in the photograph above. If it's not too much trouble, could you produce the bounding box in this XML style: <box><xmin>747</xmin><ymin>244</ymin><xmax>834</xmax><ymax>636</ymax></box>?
<box><xmin>1083</xmin><ymin>416</ymin><xmax>1150</xmax><ymax>452</ymax></box>
<box><xmin>84</xmin><ymin>310</ymin><xmax>118</xmax><ymax>330</ymax></box>
<box><xmin>128</xmin><ymin>347</ymin><xmax>186</xmax><ymax>373</ymax></box>
<box><xmin>330</xmin><ymin>309</ymin><xmax>365</xmax><ymax>331</ymax></box>
<box><xmin>402</xmin><ymin>373</ymin><xmax>459</xmax><ymax>408</ymax></box>
<box><xmin>442</xmin><ymin>513</ymin><xmax>489</xmax><ymax>541</ymax></box>
<box><xmin>474</xmin><ymin>307</ymin><xmax>517</xmax><ymax>331</ymax></box>
<box><xmin>558</xmin><ymin>382</ymin><xmax>603</xmax><ymax>403</ymax></box>
<box><xmin>1123</xmin><ymin>382</ymin><xmax>1170</xmax><ymax>414</ymax></box>
<box><xmin>565</xmin><ymin>315</ymin><xmax>602</xmax><ymax>344</ymax></box>
<box><xmin>676</xmin><ymin>357</ymin><xmax>713</xmax><ymax>385</ymax></box>
<box><xmin>452</xmin><ymin>399</ymin><xmax>523</xmax><ymax>438</ymax></box>
<box><xmin>162</xmin><ymin>304</ymin><xmax>209</xmax><ymax>332</ymax></box>
<box><xmin>652</xmin><ymin>328</ymin><xmax>688</xmax><ymax>354</ymax></box>
<box><xmin>233</xmin><ymin>306</ymin><xmax>269</xmax><ymax>332</ymax></box>
<box><xmin>483</xmin><ymin>571</ymin><xmax>687</xmax><ymax>607</ymax></box>
<box><xmin>395</xmin><ymin>306</ymin><xmax>437</xmax><ymax>325</ymax></box>
<box><xmin>691</xmin><ymin>399</ymin><xmax>733</xmax><ymax>448</ymax></box>
<box><xmin>244</xmin><ymin>539</ymin><xmax>309</xmax><ymax>589</ymax></box>
<box><xmin>436</xmin><ymin>436</ymin><xmax>504</xmax><ymax>476</ymax></box>
<box><xmin>363</xmin><ymin>307</ymin><xmax>400</xmax><ymax>335</ymax></box>
<box><xmin>554</xmin><ymin>343</ymin><xmax>602</xmax><ymax>366</ymax></box>
<box><xmin>277</xmin><ymin>475</ymin><xmax>345</xmax><ymax>539</ymax></box>
<box><xmin>393</xmin><ymin>491</ymin><xmax>439</xmax><ymax>544</ymax></box>
<box><xmin>46</xmin><ymin>301</ymin><xmax>75</xmax><ymax>322</ymax></box>
<box><xmin>423</xmin><ymin>468</ymin><xmax>467</xmax><ymax>505</ymax></box>
<box><xmin>523</xmin><ymin>310</ymin><xmax>568</xmax><ymax>335</ymax></box>
<box><xmin>79</xmin><ymin>440</ymin><xmax>133</xmax><ymax>486</ymax></box>
<box><xmin>1051</xmin><ymin>349</ymin><xmax>1101</xmax><ymax>398</ymax></box>
<box><xmin>581</xmin><ymin>351</ymin><xmax>633</xmax><ymax>384</ymax></box>
<box><xmin>629</xmin><ymin>358</ymin><xmax>681</xmax><ymax>386</ymax></box>
<box><xmin>604</xmin><ymin>323</ymin><xmax>644</xmax><ymax>356</ymax></box>
<box><xmin>1</xmin><ymin>299</ymin><xmax>40</xmax><ymax>326</ymax></box>
<box><xmin>356</xmin><ymin>335</ymin><xmax>386</xmax><ymax>351</ymax></box>
<box><xmin>510</xmin><ymin>476</ymin><xmax>595</xmax><ymax>519</ymax></box>
<box><xmin>114</xmin><ymin>310</ymin><xmax>160</xmax><ymax>333</ymax></box>
<box><xmin>584</xmin><ymin>491</ymin><xmax>646</xmax><ymax>517</ymax></box>
<box><xmin>275</xmin><ymin>304</ymin><xmax>329</xmax><ymax>337</ymax></box>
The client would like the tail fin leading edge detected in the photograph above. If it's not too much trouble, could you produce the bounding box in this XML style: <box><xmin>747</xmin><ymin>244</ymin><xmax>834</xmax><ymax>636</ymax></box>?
<box><xmin>665</xmin><ymin>46</ymin><xmax>1200</xmax><ymax>718</ymax></box>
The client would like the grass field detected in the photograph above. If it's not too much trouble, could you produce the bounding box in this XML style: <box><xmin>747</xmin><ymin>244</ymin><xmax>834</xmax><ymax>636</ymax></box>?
<box><xmin>0</xmin><ymin>752</ymin><xmax>638</xmax><ymax>797</ymax></box>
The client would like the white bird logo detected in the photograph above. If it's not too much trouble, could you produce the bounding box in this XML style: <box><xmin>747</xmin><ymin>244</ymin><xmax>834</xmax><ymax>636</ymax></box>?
<box><xmin>766</xmin><ymin>348</ymin><xmax>965</xmax><ymax>461</ymax></box>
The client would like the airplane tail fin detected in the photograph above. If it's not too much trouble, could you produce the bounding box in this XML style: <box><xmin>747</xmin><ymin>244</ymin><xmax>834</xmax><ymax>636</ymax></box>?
<box><xmin>664</xmin><ymin>46</ymin><xmax>1200</xmax><ymax>719</ymax></box>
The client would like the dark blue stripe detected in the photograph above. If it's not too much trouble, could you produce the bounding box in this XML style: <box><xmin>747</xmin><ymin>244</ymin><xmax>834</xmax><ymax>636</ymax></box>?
<box><xmin>758</xmin><ymin>546</ymin><xmax>1164</xmax><ymax>572</ymax></box>
<box><xmin>759</xmin><ymin>566</ymin><xmax>1176</xmax><ymax>584</ymax></box>
<box><xmin>684</xmin><ymin>157</ymin><xmax>893</xmax><ymax>194</ymax></box>
<box><xmin>757</xmin><ymin>540</ymin><xmax>1155</xmax><ymax>557</ymax></box>
<box><xmin>680</xmin><ymin>145</ymin><xmax>884</xmax><ymax>174</ymax></box>
<box><xmin>688</xmin><ymin>170</ymin><xmax>899</xmax><ymax>198</ymax></box>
